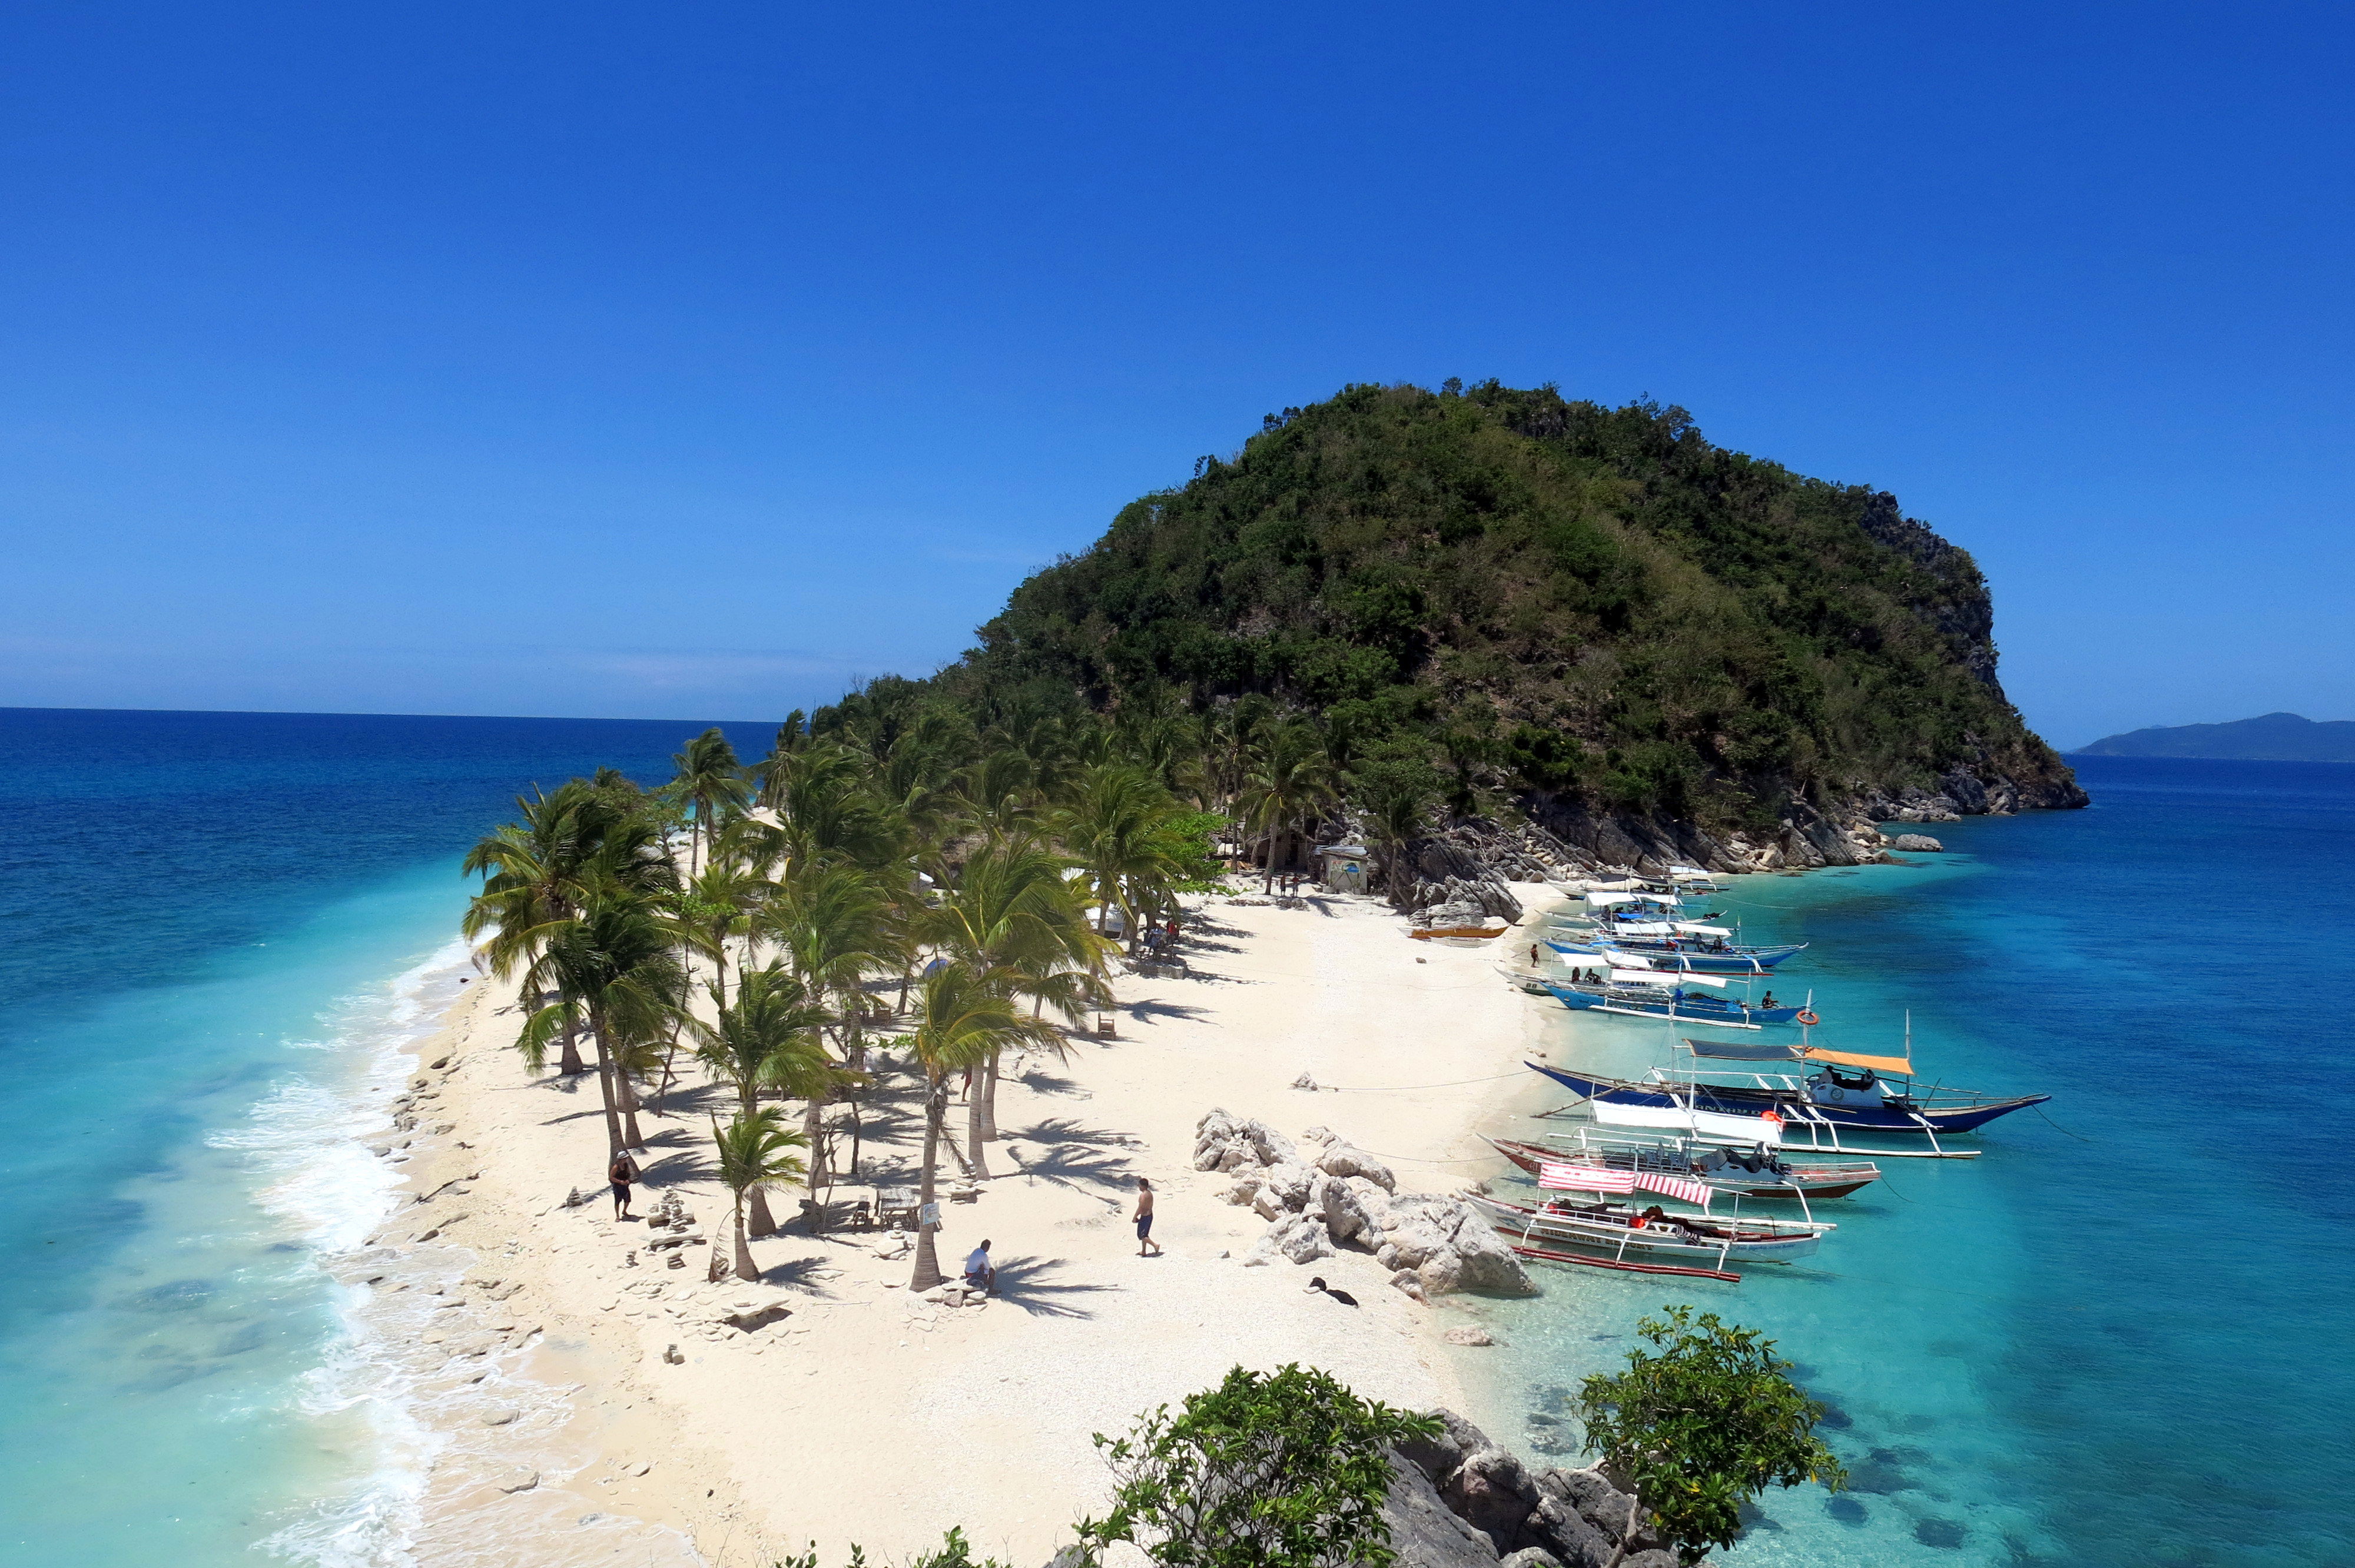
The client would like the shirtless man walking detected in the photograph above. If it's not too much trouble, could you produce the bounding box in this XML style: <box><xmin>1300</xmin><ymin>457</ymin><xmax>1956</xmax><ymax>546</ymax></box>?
<box><xmin>1134</xmin><ymin>1176</ymin><xmax>1162</xmax><ymax>1256</ymax></box>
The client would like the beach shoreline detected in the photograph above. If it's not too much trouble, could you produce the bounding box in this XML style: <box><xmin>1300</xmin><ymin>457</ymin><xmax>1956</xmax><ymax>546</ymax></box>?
<box><xmin>350</xmin><ymin>884</ymin><xmax>1567</xmax><ymax>1566</ymax></box>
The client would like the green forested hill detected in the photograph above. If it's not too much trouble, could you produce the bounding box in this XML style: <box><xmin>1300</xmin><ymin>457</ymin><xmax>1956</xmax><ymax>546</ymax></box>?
<box><xmin>930</xmin><ymin>381</ymin><xmax>2080</xmax><ymax>845</ymax></box>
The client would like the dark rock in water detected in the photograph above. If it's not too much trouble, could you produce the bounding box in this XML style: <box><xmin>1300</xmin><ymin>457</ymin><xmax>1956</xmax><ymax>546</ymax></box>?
<box><xmin>1525</xmin><ymin>1411</ymin><xmax>1559</xmax><ymax>1427</ymax></box>
<box><xmin>1913</xmin><ymin>1518</ymin><xmax>1967</xmax><ymax>1549</ymax></box>
<box><xmin>214</xmin><ymin>1322</ymin><xmax>266</xmax><ymax>1357</ymax></box>
<box><xmin>1845</xmin><ymin>1457</ymin><xmax>1910</xmax><ymax>1495</ymax></box>
<box><xmin>123</xmin><ymin>1279</ymin><xmax>216</xmax><ymax>1313</ymax></box>
<box><xmin>1888</xmin><ymin>1412</ymin><xmax>1939</xmax><ymax>1434</ymax></box>
<box><xmin>1736</xmin><ymin>1500</ymin><xmax>1782</xmax><ymax>1533</ymax></box>
<box><xmin>1525</xmin><ymin>1431</ymin><xmax>1571</xmax><ymax>1456</ymax></box>
<box><xmin>1889</xmin><ymin>833</ymin><xmax>1945</xmax><ymax>852</ymax></box>
<box><xmin>1826</xmin><ymin>1496</ymin><xmax>1869</xmax><ymax>1526</ymax></box>
<box><xmin>1618</xmin><ymin>1554</ymin><xmax>1679</xmax><ymax>1568</ymax></box>
<box><xmin>119</xmin><ymin>1360</ymin><xmax>214</xmax><ymax>1393</ymax></box>
<box><xmin>1816</xmin><ymin>1403</ymin><xmax>1853</xmax><ymax>1430</ymax></box>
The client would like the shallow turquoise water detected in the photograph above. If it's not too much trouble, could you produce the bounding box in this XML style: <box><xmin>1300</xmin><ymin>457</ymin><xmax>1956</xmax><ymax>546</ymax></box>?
<box><xmin>1472</xmin><ymin>757</ymin><xmax>2355</xmax><ymax>1566</ymax></box>
<box><xmin>0</xmin><ymin>709</ymin><xmax>768</xmax><ymax>1566</ymax></box>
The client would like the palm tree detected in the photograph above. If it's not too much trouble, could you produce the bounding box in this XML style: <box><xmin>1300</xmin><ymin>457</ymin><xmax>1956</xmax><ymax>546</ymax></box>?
<box><xmin>1238</xmin><ymin>721</ymin><xmax>1334</xmax><ymax>892</ymax></box>
<box><xmin>905</xmin><ymin>962</ymin><xmax>1062</xmax><ymax>1291</ymax></box>
<box><xmin>517</xmin><ymin>892</ymin><xmax>685</xmax><ymax>1157</ymax></box>
<box><xmin>915</xmin><ymin>839</ymin><xmax>1110</xmax><ymax>1174</ymax></box>
<box><xmin>710</xmin><ymin>1109</ymin><xmax>808</xmax><ymax>1281</ymax></box>
<box><xmin>759</xmin><ymin>859</ymin><xmax>897</xmax><ymax>1202</ymax></box>
<box><xmin>462</xmin><ymin>780</ymin><xmax>669</xmax><ymax>1074</ymax></box>
<box><xmin>694</xmin><ymin>965</ymin><xmax>841</xmax><ymax>1235</ymax></box>
<box><xmin>1362</xmin><ymin>774</ymin><xmax>1434</xmax><ymax>901</ymax></box>
<box><xmin>672</xmin><ymin>727</ymin><xmax>751</xmax><ymax>878</ymax></box>
<box><xmin>1060</xmin><ymin>764</ymin><xmax>1183</xmax><ymax>948</ymax></box>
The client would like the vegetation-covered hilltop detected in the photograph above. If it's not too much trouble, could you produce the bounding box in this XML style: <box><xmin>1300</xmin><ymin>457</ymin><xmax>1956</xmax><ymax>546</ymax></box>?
<box><xmin>898</xmin><ymin>381</ymin><xmax>2081</xmax><ymax>871</ymax></box>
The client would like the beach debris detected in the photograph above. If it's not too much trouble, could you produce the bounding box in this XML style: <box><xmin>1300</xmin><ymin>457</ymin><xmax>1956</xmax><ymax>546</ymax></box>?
<box><xmin>1442</xmin><ymin>1326</ymin><xmax>1495</xmax><ymax>1347</ymax></box>
<box><xmin>662</xmin><ymin>1344</ymin><xmax>684</xmax><ymax>1364</ymax></box>
<box><xmin>623</xmin><ymin>1250</ymin><xmax>638</xmax><ymax>1267</ymax></box>
<box><xmin>482</xmin><ymin>1407</ymin><xmax>518</xmax><ymax>1426</ymax></box>
<box><xmin>1291</xmin><ymin>1072</ymin><xmax>1321</xmax><ymax>1091</ymax></box>
<box><xmin>560</xmin><ymin>1187</ymin><xmax>596</xmax><ymax>1210</ymax></box>
<box><xmin>666</xmin><ymin>1254</ymin><xmax>685</xmax><ymax>1270</ymax></box>
<box><xmin>429</xmin><ymin>1055</ymin><xmax>451</xmax><ymax>1070</ymax></box>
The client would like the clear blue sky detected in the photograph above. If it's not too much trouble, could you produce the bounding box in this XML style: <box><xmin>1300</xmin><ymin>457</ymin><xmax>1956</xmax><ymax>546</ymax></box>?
<box><xmin>3</xmin><ymin>4</ymin><xmax>2347</xmax><ymax>749</ymax></box>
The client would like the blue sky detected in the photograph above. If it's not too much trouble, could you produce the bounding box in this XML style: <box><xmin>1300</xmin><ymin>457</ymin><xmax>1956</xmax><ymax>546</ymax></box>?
<box><xmin>2</xmin><ymin>4</ymin><xmax>2347</xmax><ymax>749</ymax></box>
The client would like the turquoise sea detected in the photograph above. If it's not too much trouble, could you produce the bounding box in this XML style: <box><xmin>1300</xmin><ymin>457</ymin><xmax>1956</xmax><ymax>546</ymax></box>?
<box><xmin>1472</xmin><ymin>755</ymin><xmax>2355</xmax><ymax>1567</ymax></box>
<box><xmin>0</xmin><ymin>708</ymin><xmax>768</xmax><ymax>1567</ymax></box>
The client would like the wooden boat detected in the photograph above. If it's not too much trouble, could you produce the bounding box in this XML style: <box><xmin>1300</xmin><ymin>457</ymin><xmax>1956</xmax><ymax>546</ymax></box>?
<box><xmin>1527</xmin><ymin>1054</ymin><xmax>2049</xmax><ymax>1145</ymax></box>
<box><xmin>1543</xmin><ymin>976</ymin><xmax>1803</xmax><ymax>1029</ymax></box>
<box><xmin>1471</xmin><ymin>1189</ymin><xmax>1829</xmax><ymax>1266</ymax></box>
<box><xmin>1485</xmin><ymin>1134</ymin><xmax>1880</xmax><ymax>1201</ymax></box>
<box><xmin>1544</xmin><ymin>933</ymin><xmax>1808</xmax><ymax>973</ymax></box>
<box><xmin>1412</xmin><ymin>925</ymin><xmax>1507</xmax><ymax>940</ymax></box>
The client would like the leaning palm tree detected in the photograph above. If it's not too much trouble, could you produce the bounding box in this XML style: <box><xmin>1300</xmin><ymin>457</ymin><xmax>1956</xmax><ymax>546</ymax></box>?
<box><xmin>671</xmin><ymin>727</ymin><xmax>751</xmax><ymax>878</ymax></box>
<box><xmin>516</xmin><ymin>892</ymin><xmax>685</xmax><ymax>1157</ymax></box>
<box><xmin>905</xmin><ymin>962</ymin><xmax>1063</xmax><ymax>1291</ymax></box>
<box><xmin>711</xmin><ymin>1109</ymin><xmax>808</xmax><ymax>1281</ymax></box>
<box><xmin>463</xmin><ymin>780</ymin><xmax>669</xmax><ymax>1074</ymax></box>
<box><xmin>693</xmin><ymin>965</ymin><xmax>843</xmax><ymax>1235</ymax></box>
<box><xmin>759</xmin><ymin>859</ymin><xmax>897</xmax><ymax>1203</ymax></box>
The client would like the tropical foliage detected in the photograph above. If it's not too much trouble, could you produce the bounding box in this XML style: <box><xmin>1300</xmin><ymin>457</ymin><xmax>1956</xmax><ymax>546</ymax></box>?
<box><xmin>1577</xmin><ymin>1305</ymin><xmax>1846</xmax><ymax>1564</ymax></box>
<box><xmin>1072</xmin><ymin>1362</ymin><xmax>1441</xmax><ymax>1568</ymax></box>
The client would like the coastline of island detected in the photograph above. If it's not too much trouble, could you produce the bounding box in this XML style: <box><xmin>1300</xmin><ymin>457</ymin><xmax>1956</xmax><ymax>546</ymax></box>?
<box><xmin>337</xmin><ymin>883</ymin><xmax>1571</xmax><ymax>1566</ymax></box>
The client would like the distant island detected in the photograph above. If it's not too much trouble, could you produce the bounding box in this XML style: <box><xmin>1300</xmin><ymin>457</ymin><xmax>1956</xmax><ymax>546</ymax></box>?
<box><xmin>2073</xmin><ymin>712</ymin><xmax>2355</xmax><ymax>762</ymax></box>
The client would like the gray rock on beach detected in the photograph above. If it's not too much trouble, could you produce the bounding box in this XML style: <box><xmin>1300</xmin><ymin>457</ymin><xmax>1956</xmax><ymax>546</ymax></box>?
<box><xmin>1888</xmin><ymin>833</ymin><xmax>1945</xmax><ymax>852</ymax></box>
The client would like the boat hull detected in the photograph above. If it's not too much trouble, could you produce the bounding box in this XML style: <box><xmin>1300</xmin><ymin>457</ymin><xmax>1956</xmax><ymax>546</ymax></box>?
<box><xmin>1529</xmin><ymin>1061</ymin><xmax>2050</xmax><ymax>1135</ymax></box>
<box><xmin>1485</xmin><ymin>1138</ymin><xmax>1878</xmax><ymax>1200</ymax></box>
<box><xmin>1545</xmin><ymin>939</ymin><xmax>1806</xmax><ymax>973</ymax></box>
<box><xmin>1472</xmin><ymin>1193</ymin><xmax>1823</xmax><ymax>1264</ymax></box>
<box><xmin>1544</xmin><ymin>984</ymin><xmax>1799</xmax><ymax>1029</ymax></box>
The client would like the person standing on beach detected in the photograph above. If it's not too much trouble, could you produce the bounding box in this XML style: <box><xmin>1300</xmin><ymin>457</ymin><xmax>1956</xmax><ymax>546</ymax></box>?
<box><xmin>608</xmin><ymin>1150</ymin><xmax>638</xmax><ymax>1218</ymax></box>
<box><xmin>1134</xmin><ymin>1177</ymin><xmax>1161</xmax><ymax>1256</ymax></box>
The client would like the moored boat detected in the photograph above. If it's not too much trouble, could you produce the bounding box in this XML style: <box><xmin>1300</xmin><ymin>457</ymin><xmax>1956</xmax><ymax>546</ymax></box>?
<box><xmin>1471</xmin><ymin>1188</ymin><xmax>1829</xmax><ymax>1268</ymax></box>
<box><xmin>1527</xmin><ymin>1051</ymin><xmax>2050</xmax><ymax>1148</ymax></box>
<box><xmin>1543</xmin><ymin>974</ymin><xmax>1803</xmax><ymax>1029</ymax></box>
<box><xmin>1486</xmin><ymin>1132</ymin><xmax>1881</xmax><ymax>1202</ymax></box>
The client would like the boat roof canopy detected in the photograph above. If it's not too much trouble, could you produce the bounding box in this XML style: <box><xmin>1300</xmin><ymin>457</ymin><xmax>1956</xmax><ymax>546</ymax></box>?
<box><xmin>1613</xmin><ymin>921</ymin><xmax>1674</xmax><ymax>934</ymax></box>
<box><xmin>1803</xmin><ymin>1047</ymin><xmax>1916</xmax><ymax>1075</ymax></box>
<box><xmin>1613</xmin><ymin>968</ymin><xmax>1726</xmax><ymax>988</ymax></box>
<box><xmin>1672</xmin><ymin>922</ymin><xmax>1732</xmax><ymax>936</ymax></box>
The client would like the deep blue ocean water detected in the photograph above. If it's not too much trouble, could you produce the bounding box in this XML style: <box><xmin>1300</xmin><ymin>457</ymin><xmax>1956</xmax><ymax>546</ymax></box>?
<box><xmin>1475</xmin><ymin>755</ymin><xmax>2355</xmax><ymax>1567</ymax></box>
<box><xmin>0</xmin><ymin>709</ymin><xmax>771</xmax><ymax>1567</ymax></box>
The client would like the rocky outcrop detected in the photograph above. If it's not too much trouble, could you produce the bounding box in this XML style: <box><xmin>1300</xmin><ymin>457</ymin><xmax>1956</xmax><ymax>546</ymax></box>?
<box><xmin>1195</xmin><ymin>1112</ymin><xmax>1534</xmax><ymax>1297</ymax></box>
<box><xmin>1385</xmin><ymin>1408</ymin><xmax>1691</xmax><ymax>1567</ymax></box>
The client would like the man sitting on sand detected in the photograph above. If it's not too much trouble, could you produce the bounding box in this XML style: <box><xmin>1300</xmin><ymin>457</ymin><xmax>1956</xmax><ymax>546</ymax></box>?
<box><xmin>963</xmin><ymin>1239</ymin><xmax>996</xmax><ymax>1294</ymax></box>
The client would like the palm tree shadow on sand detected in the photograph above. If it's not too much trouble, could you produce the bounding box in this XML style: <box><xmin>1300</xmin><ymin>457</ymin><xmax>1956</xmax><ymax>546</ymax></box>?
<box><xmin>986</xmin><ymin>1254</ymin><xmax>1120</xmax><ymax>1319</ymax></box>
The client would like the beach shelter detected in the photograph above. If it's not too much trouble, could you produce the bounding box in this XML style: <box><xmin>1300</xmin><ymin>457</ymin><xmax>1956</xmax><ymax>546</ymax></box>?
<box><xmin>1316</xmin><ymin>842</ymin><xmax>1370</xmax><ymax>893</ymax></box>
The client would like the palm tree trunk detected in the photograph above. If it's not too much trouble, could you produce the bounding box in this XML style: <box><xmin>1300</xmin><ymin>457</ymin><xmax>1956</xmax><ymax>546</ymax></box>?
<box><xmin>801</xmin><ymin>1094</ymin><xmax>831</xmax><ymax>1231</ymax></box>
<box><xmin>908</xmin><ymin>1079</ymin><xmax>948</xmax><ymax>1291</ymax></box>
<box><xmin>978</xmin><ymin>1047</ymin><xmax>1002</xmax><ymax>1142</ymax></box>
<box><xmin>966</xmin><ymin>1064</ymin><xmax>993</xmax><ymax>1180</ymax></box>
<box><xmin>618</xmin><ymin>1070</ymin><xmax>645</xmax><ymax>1148</ymax></box>
<box><xmin>559</xmin><ymin>1016</ymin><xmax>588</xmax><ymax>1077</ymax></box>
<box><xmin>732</xmin><ymin>1191</ymin><xmax>759</xmax><ymax>1280</ymax></box>
<box><xmin>588</xmin><ymin>1014</ymin><xmax>625</xmax><ymax>1159</ymax></box>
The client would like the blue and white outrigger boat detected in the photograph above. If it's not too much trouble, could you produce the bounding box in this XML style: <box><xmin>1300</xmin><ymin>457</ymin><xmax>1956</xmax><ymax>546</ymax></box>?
<box><xmin>1542</xmin><ymin>967</ymin><xmax>1806</xmax><ymax>1029</ymax></box>
<box><xmin>1526</xmin><ymin>1034</ymin><xmax>2049</xmax><ymax>1154</ymax></box>
<box><xmin>1544</xmin><ymin>926</ymin><xmax>1807</xmax><ymax>974</ymax></box>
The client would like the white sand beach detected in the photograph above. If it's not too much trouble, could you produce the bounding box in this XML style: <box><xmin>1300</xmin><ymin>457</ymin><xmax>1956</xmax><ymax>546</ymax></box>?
<box><xmin>364</xmin><ymin>889</ymin><xmax>1560</xmax><ymax>1565</ymax></box>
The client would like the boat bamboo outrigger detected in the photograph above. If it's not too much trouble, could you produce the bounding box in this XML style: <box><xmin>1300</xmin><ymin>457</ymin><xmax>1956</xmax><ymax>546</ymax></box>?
<box><xmin>1471</xmin><ymin>1185</ymin><xmax>1831</xmax><ymax>1271</ymax></box>
<box><xmin>1525</xmin><ymin>1036</ymin><xmax>2049</xmax><ymax>1155</ymax></box>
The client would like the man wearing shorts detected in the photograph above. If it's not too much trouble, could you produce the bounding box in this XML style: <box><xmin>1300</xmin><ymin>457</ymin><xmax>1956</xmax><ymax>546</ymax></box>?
<box><xmin>1135</xmin><ymin>1177</ymin><xmax>1161</xmax><ymax>1256</ymax></box>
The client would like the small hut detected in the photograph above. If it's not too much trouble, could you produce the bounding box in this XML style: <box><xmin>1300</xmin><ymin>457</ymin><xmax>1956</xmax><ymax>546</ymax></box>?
<box><xmin>1315</xmin><ymin>842</ymin><xmax>1371</xmax><ymax>894</ymax></box>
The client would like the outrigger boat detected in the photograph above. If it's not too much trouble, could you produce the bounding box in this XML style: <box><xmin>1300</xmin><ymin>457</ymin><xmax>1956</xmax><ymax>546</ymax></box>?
<box><xmin>1544</xmin><ymin>928</ymin><xmax>1808</xmax><ymax>974</ymax></box>
<box><xmin>1542</xmin><ymin>970</ymin><xmax>1805</xmax><ymax>1029</ymax></box>
<box><xmin>1526</xmin><ymin>1035</ymin><xmax>2049</xmax><ymax>1152</ymax></box>
<box><xmin>1471</xmin><ymin>1187</ymin><xmax>1829</xmax><ymax>1278</ymax></box>
<box><xmin>1487</xmin><ymin>1131</ymin><xmax>1881</xmax><ymax>1203</ymax></box>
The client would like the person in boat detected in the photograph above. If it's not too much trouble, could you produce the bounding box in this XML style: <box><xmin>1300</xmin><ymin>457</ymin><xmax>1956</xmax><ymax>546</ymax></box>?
<box><xmin>1760</xmin><ymin>991</ymin><xmax>1778</xmax><ymax>1010</ymax></box>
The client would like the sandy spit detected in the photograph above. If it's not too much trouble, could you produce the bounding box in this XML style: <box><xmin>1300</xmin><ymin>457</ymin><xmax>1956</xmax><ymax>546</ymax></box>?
<box><xmin>379</xmin><ymin>888</ymin><xmax>1560</xmax><ymax>1566</ymax></box>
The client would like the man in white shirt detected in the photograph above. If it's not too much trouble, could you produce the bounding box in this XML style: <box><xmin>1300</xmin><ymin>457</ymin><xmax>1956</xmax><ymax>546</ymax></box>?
<box><xmin>963</xmin><ymin>1238</ymin><xmax>995</xmax><ymax>1293</ymax></box>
